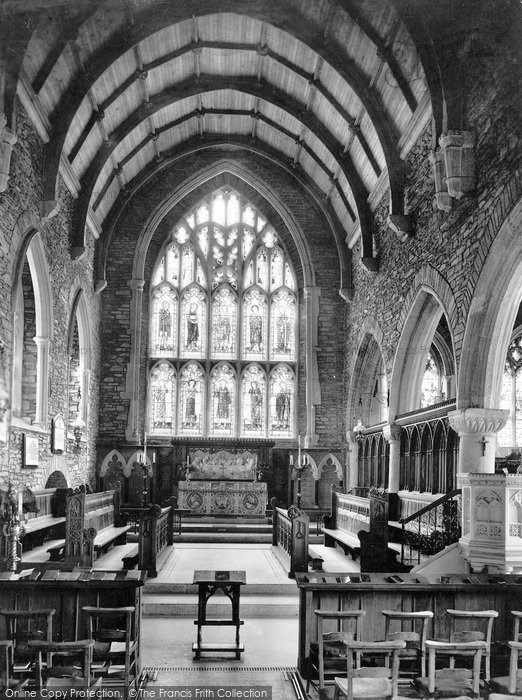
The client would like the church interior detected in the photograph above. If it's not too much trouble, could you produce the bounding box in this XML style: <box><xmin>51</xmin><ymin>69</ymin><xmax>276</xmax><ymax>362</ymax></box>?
<box><xmin>0</xmin><ymin>0</ymin><xmax>521</xmax><ymax>696</ymax></box>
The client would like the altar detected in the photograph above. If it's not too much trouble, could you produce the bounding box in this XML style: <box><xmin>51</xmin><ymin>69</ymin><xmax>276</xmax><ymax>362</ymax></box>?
<box><xmin>178</xmin><ymin>480</ymin><xmax>267</xmax><ymax>516</ymax></box>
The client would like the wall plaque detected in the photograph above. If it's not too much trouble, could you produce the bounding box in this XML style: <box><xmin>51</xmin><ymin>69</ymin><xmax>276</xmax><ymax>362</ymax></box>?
<box><xmin>23</xmin><ymin>434</ymin><xmax>39</xmax><ymax>468</ymax></box>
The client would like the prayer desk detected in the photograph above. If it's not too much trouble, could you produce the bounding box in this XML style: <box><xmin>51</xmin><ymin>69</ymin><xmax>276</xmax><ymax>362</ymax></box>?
<box><xmin>192</xmin><ymin>570</ymin><xmax>246</xmax><ymax>659</ymax></box>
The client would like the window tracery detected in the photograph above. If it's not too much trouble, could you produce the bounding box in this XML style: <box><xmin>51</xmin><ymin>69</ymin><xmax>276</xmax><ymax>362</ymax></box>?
<box><xmin>148</xmin><ymin>188</ymin><xmax>297</xmax><ymax>438</ymax></box>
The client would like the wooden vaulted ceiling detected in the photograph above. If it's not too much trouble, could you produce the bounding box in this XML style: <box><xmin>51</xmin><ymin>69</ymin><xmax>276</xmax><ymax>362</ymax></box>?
<box><xmin>4</xmin><ymin>0</ymin><xmax>435</xmax><ymax>268</ymax></box>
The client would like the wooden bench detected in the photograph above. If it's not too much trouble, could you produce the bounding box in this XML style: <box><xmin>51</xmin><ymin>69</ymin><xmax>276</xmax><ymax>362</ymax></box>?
<box><xmin>308</xmin><ymin>546</ymin><xmax>325</xmax><ymax>571</ymax></box>
<box><xmin>322</xmin><ymin>491</ymin><xmax>370</xmax><ymax>559</ymax></box>
<box><xmin>322</xmin><ymin>526</ymin><xmax>362</xmax><ymax>558</ymax></box>
<box><xmin>20</xmin><ymin>489</ymin><xmax>66</xmax><ymax>551</ymax></box>
<box><xmin>47</xmin><ymin>489</ymin><xmax>130</xmax><ymax>566</ymax></box>
<box><xmin>122</xmin><ymin>544</ymin><xmax>139</xmax><ymax>570</ymax></box>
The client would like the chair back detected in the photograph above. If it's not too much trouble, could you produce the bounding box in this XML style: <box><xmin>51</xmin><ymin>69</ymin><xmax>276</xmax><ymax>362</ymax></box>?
<box><xmin>342</xmin><ymin>640</ymin><xmax>406</xmax><ymax>700</ymax></box>
<box><xmin>425</xmin><ymin>640</ymin><xmax>486</xmax><ymax>696</ymax></box>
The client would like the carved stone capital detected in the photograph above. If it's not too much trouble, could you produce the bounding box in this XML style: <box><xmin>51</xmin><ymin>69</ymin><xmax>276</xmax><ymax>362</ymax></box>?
<box><xmin>439</xmin><ymin>130</ymin><xmax>475</xmax><ymax>199</ymax></box>
<box><xmin>448</xmin><ymin>408</ymin><xmax>509</xmax><ymax>435</ymax></box>
<box><xmin>383</xmin><ymin>423</ymin><xmax>401</xmax><ymax>443</ymax></box>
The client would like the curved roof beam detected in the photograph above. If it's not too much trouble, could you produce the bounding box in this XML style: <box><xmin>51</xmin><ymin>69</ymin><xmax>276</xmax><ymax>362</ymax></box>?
<box><xmin>94</xmin><ymin>135</ymin><xmax>351</xmax><ymax>298</ymax></box>
<box><xmin>69</xmin><ymin>39</ymin><xmax>381</xmax><ymax>179</ymax></box>
<box><xmin>41</xmin><ymin>1</ymin><xmax>405</xmax><ymax>226</ymax></box>
<box><xmin>74</xmin><ymin>77</ymin><xmax>372</xmax><ymax>257</ymax></box>
<box><xmin>337</xmin><ymin>0</ymin><xmax>417</xmax><ymax>113</ymax></box>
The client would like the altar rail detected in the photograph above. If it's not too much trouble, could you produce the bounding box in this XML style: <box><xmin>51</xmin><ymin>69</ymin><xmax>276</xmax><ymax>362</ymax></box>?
<box><xmin>272</xmin><ymin>503</ymin><xmax>309</xmax><ymax>577</ymax></box>
<box><xmin>294</xmin><ymin>571</ymin><xmax>522</xmax><ymax>678</ymax></box>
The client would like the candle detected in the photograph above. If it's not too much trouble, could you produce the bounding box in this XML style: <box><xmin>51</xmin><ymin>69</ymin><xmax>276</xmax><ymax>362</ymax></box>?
<box><xmin>289</xmin><ymin>454</ymin><xmax>294</xmax><ymax>466</ymax></box>
<box><xmin>143</xmin><ymin>432</ymin><xmax>147</xmax><ymax>464</ymax></box>
<box><xmin>18</xmin><ymin>491</ymin><xmax>22</xmax><ymax>518</ymax></box>
<box><xmin>297</xmin><ymin>434</ymin><xmax>302</xmax><ymax>467</ymax></box>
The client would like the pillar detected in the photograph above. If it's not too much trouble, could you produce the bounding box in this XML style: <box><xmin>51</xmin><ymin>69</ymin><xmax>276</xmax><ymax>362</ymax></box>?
<box><xmin>125</xmin><ymin>278</ymin><xmax>145</xmax><ymax>442</ymax></box>
<box><xmin>346</xmin><ymin>433</ymin><xmax>359</xmax><ymax>491</ymax></box>
<box><xmin>303</xmin><ymin>286</ymin><xmax>321</xmax><ymax>446</ymax></box>
<box><xmin>448</xmin><ymin>408</ymin><xmax>509</xmax><ymax>474</ymax></box>
<box><xmin>383</xmin><ymin>423</ymin><xmax>401</xmax><ymax>521</ymax></box>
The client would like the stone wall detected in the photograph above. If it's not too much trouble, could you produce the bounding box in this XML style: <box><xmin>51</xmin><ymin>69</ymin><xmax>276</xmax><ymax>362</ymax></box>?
<box><xmin>98</xmin><ymin>151</ymin><xmax>345</xmax><ymax>447</ymax></box>
<box><xmin>0</xmin><ymin>106</ymin><xmax>102</xmax><ymax>492</ymax></box>
<box><xmin>344</xmin><ymin>20</ymin><xmax>522</xmax><ymax>433</ymax></box>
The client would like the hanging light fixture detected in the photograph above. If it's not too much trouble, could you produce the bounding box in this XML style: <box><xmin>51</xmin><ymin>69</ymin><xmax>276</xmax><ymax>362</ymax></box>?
<box><xmin>353</xmin><ymin>419</ymin><xmax>366</xmax><ymax>443</ymax></box>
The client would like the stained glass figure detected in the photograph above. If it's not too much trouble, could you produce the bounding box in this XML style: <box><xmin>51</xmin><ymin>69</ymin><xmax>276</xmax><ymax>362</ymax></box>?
<box><xmin>167</xmin><ymin>244</ymin><xmax>180</xmax><ymax>286</ymax></box>
<box><xmin>150</xmin><ymin>362</ymin><xmax>176</xmax><ymax>434</ymax></box>
<box><xmin>271</xmin><ymin>289</ymin><xmax>295</xmax><ymax>360</ymax></box>
<box><xmin>179</xmin><ymin>364</ymin><xmax>204</xmax><ymax>434</ymax></box>
<box><xmin>181</xmin><ymin>244</ymin><xmax>194</xmax><ymax>287</ymax></box>
<box><xmin>244</xmin><ymin>261</ymin><xmax>254</xmax><ymax>287</ymax></box>
<box><xmin>196</xmin><ymin>259</ymin><xmax>206</xmax><ymax>287</ymax></box>
<box><xmin>420</xmin><ymin>351</ymin><xmax>442</xmax><ymax>407</ymax></box>
<box><xmin>151</xmin><ymin>285</ymin><xmax>177</xmax><ymax>356</ymax></box>
<box><xmin>181</xmin><ymin>287</ymin><xmax>206</xmax><ymax>357</ymax></box>
<box><xmin>285</xmin><ymin>262</ymin><xmax>296</xmax><ymax>291</ymax></box>
<box><xmin>270</xmin><ymin>365</ymin><xmax>294</xmax><ymax>437</ymax></box>
<box><xmin>256</xmin><ymin>248</ymin><xmax>268</xmax><ymax>290</ymax></box>
<box><xmin>210</xmin><ymin>364</ymin><xmax>235</xmax><ymax>435</ymax></box>
<box><xmin>242</xmin><ymin>365</ymin><xmax>266</xmax><ymax>435</ymax></box>
<box><xmin>212</xmin><ymin>287</ymin><xmax>237</xmax><ymax>356</ymax></box>
<box><xmin>196</xmin><ymin>203</ymin><xmax>209</xmax><ymax>225</ymax></box>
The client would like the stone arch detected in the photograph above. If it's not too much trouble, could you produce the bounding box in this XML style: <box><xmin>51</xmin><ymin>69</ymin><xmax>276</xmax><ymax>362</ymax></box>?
<box><xmin>347</xmin><ymin>316</ymin><xmax>387</xmax><ymax>433</ymax></box>
<box><xmin>39</xmin><ymin>457</ymin><xmax>73</xmax><ymax>488</ymax></box>
<box><xmin>318</xmin><ymin>453</ymin><xmax>343</xmax><ymax>481</ymax></box>
<box><xmin>458</xmin><ymin>197</ymin><xmax>522</xmax><ymax>409</ymax></box>
<box><xmin>10</xmin><ymin>227</ymin><xmax>53</xmax><ymax>427</ymax></box>
<box><xmin>44</xmin><ymin>471</ymin><xmax>68</xmax><ymax>489</ymax></box>
<box><xmin>389</xmin><ymin>267</ymin><xmax>459</xmax><ymax>420</ymax></box>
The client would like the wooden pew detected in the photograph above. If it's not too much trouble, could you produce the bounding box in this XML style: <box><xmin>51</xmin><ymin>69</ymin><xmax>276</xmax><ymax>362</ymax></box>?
<box><xmin>48</xmin><ymin>489</ymin><xmax>131</xmax><ymax>566</ymax></box>
<box><xmin>322</xmin><ymin>490</ymin><xmax>370</xmax><ymax>558</ymax></box>
<box><xmin>271</xmin><ymin>501</ymin><xmax>309</xmax><ymax>578</ymax></box>
<box><xmin>21</xmin><ymin>489</ymin><xmax>67</xmax><ymax>551</ymax></box>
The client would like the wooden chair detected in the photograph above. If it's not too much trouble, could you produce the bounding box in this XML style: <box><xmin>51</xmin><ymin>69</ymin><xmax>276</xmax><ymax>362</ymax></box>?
<box><xmin>333</xmin><ymin>639</ymin><xmax>406</xmax><ymax>700</ymax></box>
<box><xmin>441</xmin><ymin>609</ymin><xmax>498</xmax><ymax>681</ymax></box>
<box><xmin>382</xmin><ymin>609</ymin><xmax>434</xmax><ymax>678</ymax></box>
<box><xmin>307</xmin><ymin>609</ymin><xmax>366</xmax><ymax>692</ymax></box>
<box><xmin>0</xmin><ymin>640</ymin><xmax>29</xmax><ymax>690</ymax></box>
<box><xmin>0</xmin><ymin>608</ymin><xmax>55</xmax><ymax>674</ymax></box>
<box><xmin>28</xmin><ymin>639</ymin><xmax>101</xmax><ymax>689</ymax></box>
<box><xmin>489</xmin><ymin>610</ymin><xmax>522</xmax><ymax>697</ymax></box>
<box><xmin>82</xmin><ymin>606</ymin><xmax>138</xmax><ymax>699</ymax></box>
<box><xmin>415</xmin><ymin>640</ymin><xmax>486</xmax><ymax>699</ymax></box>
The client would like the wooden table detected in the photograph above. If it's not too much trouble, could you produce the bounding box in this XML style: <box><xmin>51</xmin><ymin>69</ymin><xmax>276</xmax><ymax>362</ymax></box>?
<box><xmin>192</xmin><ymin>570</ymin><xmax>246</xmax><ymax>659</ymax></box>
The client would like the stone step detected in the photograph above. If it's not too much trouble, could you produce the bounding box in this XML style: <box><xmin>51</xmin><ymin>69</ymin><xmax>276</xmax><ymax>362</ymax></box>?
<box><xmin>143</xmin><ymin>592</ymin><xmax>299</xmax><ymax>618</ymax></box>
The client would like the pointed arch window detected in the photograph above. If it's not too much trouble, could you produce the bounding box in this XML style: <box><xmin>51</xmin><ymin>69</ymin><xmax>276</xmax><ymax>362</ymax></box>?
<box><xmin>148</xmin><ymin>188</ymin><xmax>298</xmax><ymax>438</ymax></box>
<box><xmin>498</xmin><ymin>332</ymin><xmax>522</xmax><ymax>453</ymax></box>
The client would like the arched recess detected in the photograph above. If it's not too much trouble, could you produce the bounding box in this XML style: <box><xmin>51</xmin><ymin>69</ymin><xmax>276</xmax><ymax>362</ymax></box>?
<box><xmin>122</xmin><ymin>160</ymin><xmax>328</xmax><ymax>445</ymax></box>
<box><xmin>10</xmin><ymin>227</ymin><xmax>53</xmax><ymax>428</ymax></box>
<box><xmin>67</xmin><ymin>286</ymin><xmax>93</xmax><ymax>432</ymax></box>
<box><xmin>389</xmin><ymin>269</ymin><xmax>458</xmax><ymax>420</ymax></box>
<box><xmin>347</xmin><ymin>317</ymin><xmax>388</xmax><ymax>433</ymax></box>
<box><xmin>457</xmin><ymin>198</ymin><xmax>522</xmax><ymax>410</ymax></box>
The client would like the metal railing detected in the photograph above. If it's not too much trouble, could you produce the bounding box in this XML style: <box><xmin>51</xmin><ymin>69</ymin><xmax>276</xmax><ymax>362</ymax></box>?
<box><xmin>398</xmin><ymin>489</ymin><xmax>461</xmax><ymax>567</ymax></box>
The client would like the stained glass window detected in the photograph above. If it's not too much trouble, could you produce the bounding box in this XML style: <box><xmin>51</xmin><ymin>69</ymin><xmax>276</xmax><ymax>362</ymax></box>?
<box><xmin>420</xmin><ymin>351</ymin><xmax>444</xmax><ymax>408</ymax></box>
<box><xmin>148</xmin><ymin>187</ymin><xmax>298</xmax><ymax>438</ymax></box>
<box><xmin>150</xmin><ymin>362</ymin><xmax>176</xmax><ymax>434</ymax></box>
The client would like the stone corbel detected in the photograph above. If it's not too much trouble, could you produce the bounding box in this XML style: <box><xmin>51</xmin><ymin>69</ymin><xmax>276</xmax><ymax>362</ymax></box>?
<box><xmin>361</xmin><ymin>257</ymin><xmax>378</xmax><ymax>273</ymax></box>
<box><xmin>439</xmin><ymin>130</ymin><xmax>475</xmax><ymax>199</ymax></box>
<box><xmin>0</xmin><ymin>113</ymin><xmax>17</xmax><ymax>193</ymax></box>
<box><xmin>387</xmin><ymin>214</ymin><xmax>413</xmax><ymax>242</ymax></box>
<box><xmin>429</xmin><ymin>148</ymin><xmax>452</xmax><ymax>212</ymax></box>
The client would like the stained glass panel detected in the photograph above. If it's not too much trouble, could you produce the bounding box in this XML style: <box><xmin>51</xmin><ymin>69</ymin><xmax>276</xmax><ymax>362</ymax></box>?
<box><xmin>150</xmin><ymin>362</ymin><xmax>176</xmax><ymax>434</ymax></box>
<box><xmin>269</xmin><ymin>365</ymin><xmax>294</xmax><ymax>438</ymax></box>
<box><xmin>180</xmin><ymin>287</ymin><xmax>206</xmax><ymax>358</ymax></box>
<box><xmin>212</xmin><ymin>287</ymin><xmax>237</xmax><ymax>357</ymax></box>
<box><xmin>210</xmin><ymin>363</ymin><xmax>236</xmax><ymax>436</ymax></box>
<box><xmin>167</xmin><ymin>244</ymin><xmax>180</xmax><ymax>287</ymax></box>
<box><xmin>420</xmin><ymin>352</ymin><xmax>442</xmax><ymax>407</ymax></box>
<box><xmin>179</xmin><ymin>363</ymin><xmax>204</xmax><ymax>435</ymax></box>
<box><xmin>270</xmin><ymin>289</ymin><xmax>295</xmax><ymax>361</ymax></box>
<box><xmin>151</xmin><ymin>285</ymin><xmax>177</xmax><ymax>357</ymax></box>
<box><xmin>256</xmin><ymin>248</ymin><xmax>268</xmax><ymax>290</ymax></box>
<box><xmin>242</xmin><ymin>364</ymin><xmax>266</xmax><ymax>436</ymax></box>
<box><xmin>181</xmin><ymin>244</ymin><xmax>194</xmax><ymax>287</ymax></box>
<box><xmin>270</xmin><ymin>247</ymin><xmax>284</xmax><ymax>291</ymax></box>
<box><xmin>243</xmin><ymin>290</ymin><xmax>267</xmax><ymax>360</ymax></box>
<box><xmin>148</xmin><ymin>186</ymin><xmax>298</xmax><ymax>438</ymax></box>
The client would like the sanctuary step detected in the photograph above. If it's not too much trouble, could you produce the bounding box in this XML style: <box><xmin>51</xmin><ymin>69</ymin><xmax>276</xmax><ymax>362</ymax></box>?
<box><xmin>176</xmin><ymin>516</ymin><xmax>323</xmax><ymax>544</ymax></box>
<box><xmin>142</xmin><ymin>591</ymin><xmax>299</xmax><ymax>618</ymax></box>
